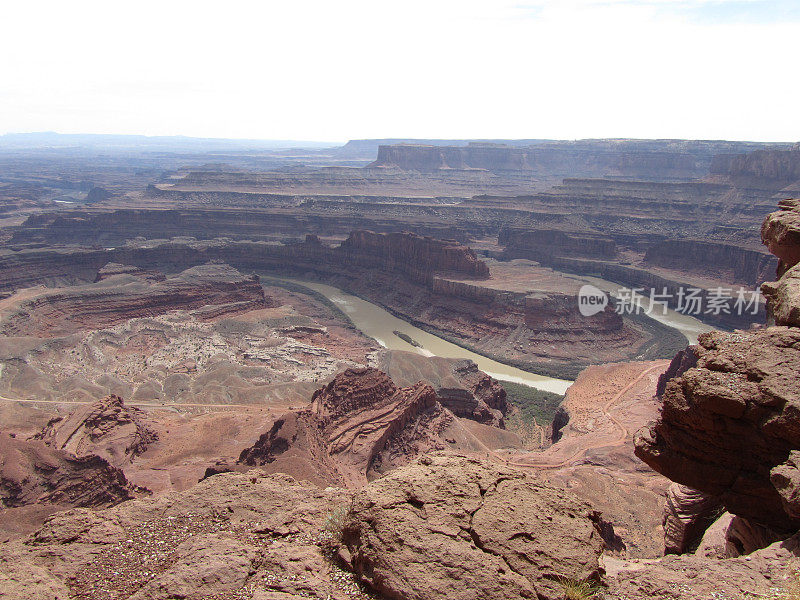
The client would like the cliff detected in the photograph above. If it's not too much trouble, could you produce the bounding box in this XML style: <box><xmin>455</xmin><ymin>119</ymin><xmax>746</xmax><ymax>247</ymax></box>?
<box><xmin>500</xmin><ymin>228</ymin><xmax>618</xmax><ymax>261</ymax></box>
<box><xmin>711</xmin><ymin>143</ymin><xmax>800</xmax><ymax>182</ymax></box>
<box><xmin>370</xmin><ymin>139</ymin><xmax>788</xmax><ymax>180</ymax></box>
<box><xmin>644</xmin><ymin>239</ymin><xmax>777</xmax><ymax>286</ymax></box>
<box><xmin>635</xmin><ymin>198</ymin><xmax>800</xmax><ymax>535</ymax></box>
<box><xmin>338</xmin><ymin>229</ymin><xmax>490</xmax><ymax>283</ymax></box>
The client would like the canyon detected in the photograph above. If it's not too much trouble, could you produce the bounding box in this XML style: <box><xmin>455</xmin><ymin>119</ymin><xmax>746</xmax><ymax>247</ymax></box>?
<box><xmin>2</xmin><ymin>135</ymin><xmax>800</xmax><ymax>600</ymax></box>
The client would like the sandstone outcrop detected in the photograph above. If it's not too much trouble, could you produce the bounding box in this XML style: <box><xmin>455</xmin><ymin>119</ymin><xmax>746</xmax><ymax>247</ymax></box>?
<box><xmin>236</xmin><ymin>368</ymin><xmax>451</xmax><ymax>487</ymax></box>
<box><xmin>695</xmin><ymin>512</ymin><xmax>785</xmax><ymax>559</ymax></box>
<box><xmin>0</xmin><ymin>470</ymin><xmax>357</xmax><ymax>600</ymax></box>
<box><xmin>772</xmin><ymin>450</ymin><xmax>800</xmax><ymax>519</ymax></box>
<box><xmin>341</xmin><ymin>454</ymin><xmax>605</xmax><ymax>600</ymax></box>
<box><xmin>761</xmin><ymin>200</ymin><xmax>800</xmax><ymax>325</ymax></box>
<box><xmin>225</xmin><ymin>365</ymin><xmax>516</xmax><ymax>487</ymax></box>
<box><xmin>762</xmin><ymin>199</ymin><xmax>800</xmax><ymax>277</ymax></box>
<box><xmin>442</xmin><ymin>359</ymin><xmax>509</xmax><ymax>423</ymax></box>
<box><xmin>635</xmin><ymin>327</ymin><xmax>800</xmax><ymax>532</ymax></box>
<box><xmin>0</xmin><ymin>434</ymin><xmax>139</xmax><ymax>510</ymax></box>
<box><xmin>34</xmin><ymin>395</ymin><xmax>157</xmax><ymax>468</ymax></box>
<box><xmin>636</xmin><ymin>199</ymin><xmax>800</xmax><ymax>537</ymax></box>
<box><xmin>661</xmin><ymin>483</ymin><xmax>721</xmax><ymax>554</ymax></box>
<box><xmin>606</xmin><ymin>533</ymin><xmax>800</xmax><ymax>600</ymax></box>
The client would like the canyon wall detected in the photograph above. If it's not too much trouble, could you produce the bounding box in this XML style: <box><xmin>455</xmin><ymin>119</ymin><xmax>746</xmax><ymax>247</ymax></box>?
<box><xmin>711</xmin><ymin>144</ymin><xmax>800</xmax><ymax>182</ymax></box>
<box><xmin>370</xmin><ymin>140</ymin><xmax>789</xmax><ymax>180</ymax></box>
<box><xmin>500</xmin><ymin>228</ymin><xmax>618</xmax><ymax>261</ymax></box>
<box><xmin>546</xmin><ymin>255</ymin><xmax>766</xmax><ymax>329</ymax></box>
<box><xmin>338</xmin><ymin>230</ymin><xmax>489</xmax><ymax>283</ymax></box>
<box><xmin>644</xmin><ymin>240</ymin><xmax>777</xmax><ymax>286</ymax></box>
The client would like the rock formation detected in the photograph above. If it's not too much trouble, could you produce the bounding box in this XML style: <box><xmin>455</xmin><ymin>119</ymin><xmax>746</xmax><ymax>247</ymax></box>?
<box><xmin>500</xmin><ymin>228</ymin><xmax>618</xmax><ymax>261</ymax></box>
<box><xmin>34</xmin><ymin>395</ymin><xmax>157</xmax><ymax>468</ymax></box>
<box><xmin>662</xmin><ymin>483</ymin><xmax>721</xmax><ymax>555</ymax></box>
<box><xmin>341</xmin><ymin>454</ymin><xmax>605</xmax><ymax>600</ymax></box>
<box><xmin>0</xmin><ymin>434</ymin><xmax>139</xmax><ymax>510</ymax></box>
<box><xmin>644</xmin><ymin>239</ymin><xmax>776</xmax><ymax>287</ymax></box>
<box><xmin>438</xmin><ymin>359</ymin><xmax>509</xmax><ymax>424</ymax></box>
<box><xmin>223</xmin><ymin>366</ymin><xmax>515</xmax><ymax>487</ymax></box>
<box><xmin>711</xmin><ymin>143</ymin><xmax>800</xmax><ymax>182</ymax></box>
<box><xmin>339</xmin><ymin>230</ymin><xmax>490</xmax><ymax>282</ymax></box>
<box><xmin>635</xmin><ymin>198</ymin><xmax>800</xmax><ymax>538</ymax></box>
<box><xmin>235</xmin><ymin>368</ymin><xmax>452</xmax><ymax>487</ymax></box>
<box><xmin>370</xmin><ymin>139</ymin><xmax>776</xmax><ymax>180</ymax></box>
<box><xmin>0</xmin><ymin>262</ymin><xmax>270</xmax><ymax>336</ymax></box>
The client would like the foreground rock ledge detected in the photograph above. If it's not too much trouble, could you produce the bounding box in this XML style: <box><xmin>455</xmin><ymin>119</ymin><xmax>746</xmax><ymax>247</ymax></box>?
<box><xmin>341</xmin><ymin>454</ymin><xmax>604</xmax><ymax>600</ymax></box>
<box><xmin>0</xmin><ymin>454</ymin><xmax>605</xmax><ymax>600</ymax></box>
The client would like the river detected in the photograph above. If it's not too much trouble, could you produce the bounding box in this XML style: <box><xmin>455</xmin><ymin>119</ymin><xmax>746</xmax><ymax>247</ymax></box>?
<box><xmin>274</xmin><ymin>278</ymin><xmax>574</xmax><ymax>394</ymax></box>
<box><xmin>271</xmin><ymin>273</ymin><xmax>715</xmax><ymax>396</ymax></box>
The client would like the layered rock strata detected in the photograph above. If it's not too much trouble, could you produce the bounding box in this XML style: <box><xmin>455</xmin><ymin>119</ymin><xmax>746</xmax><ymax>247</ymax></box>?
<box><xmin>0</xmin><ymin>434</ymin><xmax>139</xmax><ymax>510</ymax></box>
<box><xmin>237</xmin><ymin>368</ymin><xmax>446</xmax><ymax>487</ymax></box>
<box><xmin>0</xmin><ymin>262</ymin><xmax>270</xmax><ymax>336</ymax></box>
<box><xmin>34</xmin><ymin>395</ymin><xmax>157</xmax><ymax>468</ymax></box>
<box><xmin>225</xmin><ymin>366</ymin><xmax>512</xmax><ymax>487</ymax></box>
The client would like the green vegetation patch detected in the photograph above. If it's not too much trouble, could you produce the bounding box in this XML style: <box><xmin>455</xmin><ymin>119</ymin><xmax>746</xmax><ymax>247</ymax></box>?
<box><xmin>501</xmin><ymin>381</ymin><xmax>563</xmax><ymax>427</ymax></box>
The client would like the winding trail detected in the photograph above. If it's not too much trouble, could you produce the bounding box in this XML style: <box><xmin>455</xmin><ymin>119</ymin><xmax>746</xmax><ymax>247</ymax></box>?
<box><xmin>1</xmin><ymin>364</ymin><xmax>662</xmax><ymax>471</ymax></box>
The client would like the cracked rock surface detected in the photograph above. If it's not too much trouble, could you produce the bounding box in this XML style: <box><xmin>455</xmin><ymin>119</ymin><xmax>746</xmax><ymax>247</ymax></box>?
<box><xmin>341</xmin><ymin>454</ymin><xmax>604</xmax><ymax>600</ymax></box>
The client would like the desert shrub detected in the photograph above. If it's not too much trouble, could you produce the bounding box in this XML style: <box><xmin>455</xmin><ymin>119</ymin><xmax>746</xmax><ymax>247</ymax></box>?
<box><xmin>558</xmin><ymin>577</ymin><xmax>603</xmax><ymax>600</ymax></box>
<box><xmin>318</xmin><ymin>502</ymin><xmax>354</xmax><ymax>557</ymax></box>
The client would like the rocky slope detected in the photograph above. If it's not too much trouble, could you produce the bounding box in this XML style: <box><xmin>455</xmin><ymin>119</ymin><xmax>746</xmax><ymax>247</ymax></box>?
<box><xmin>33</xmin><ymin>395</ymin><xmax>157</xmax><ymax>468</ymax></box>
<box><xmin>341</xmin><ymin>454</ymin><xmax>604</xmax><ymax>600</ymax></box>
<box><xmin>223</xmin><ymin>367</ymin><xmax>511</xmax><ymax>487</ymax></box>
<box><xmin>635</xmin><ymin>198</ymin><xmax>800</xmax><ymax>541</ymax></box>
<box><xmin>0</xmin><ymin>433</ymin><xmax>140</xmax><ymax>515</ymax></box>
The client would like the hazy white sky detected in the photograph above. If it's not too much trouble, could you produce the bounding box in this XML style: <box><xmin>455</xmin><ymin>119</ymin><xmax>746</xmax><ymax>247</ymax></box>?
<box><xmin>1</xmin><ymin>0</ymin><xmax>798</xmax><ymax>142</ymax></box>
